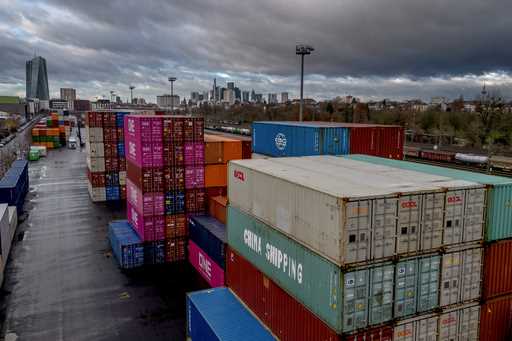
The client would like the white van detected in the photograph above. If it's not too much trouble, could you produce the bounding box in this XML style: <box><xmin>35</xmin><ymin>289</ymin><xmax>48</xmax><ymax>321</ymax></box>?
<box><xmin>68</xmin><ymin>137</ymin><xmax>77</xmax><ymax>149</ymax></box>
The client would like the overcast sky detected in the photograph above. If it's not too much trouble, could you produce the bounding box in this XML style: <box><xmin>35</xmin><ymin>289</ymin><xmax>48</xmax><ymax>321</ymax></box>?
<box><xmin>1</xmin><ymin>0</ymin><xmax>512</xmax><ymax>102</ymax></box>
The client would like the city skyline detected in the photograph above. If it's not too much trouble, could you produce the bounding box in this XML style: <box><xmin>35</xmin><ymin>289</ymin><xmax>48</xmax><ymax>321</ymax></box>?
<box><xmin>1</xmin><ymin>1</ymin><xmax>512</xmax><ymax>102</ymax></box>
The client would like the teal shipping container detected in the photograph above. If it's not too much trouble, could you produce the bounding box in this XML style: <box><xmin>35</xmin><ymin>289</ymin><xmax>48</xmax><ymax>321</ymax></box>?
<box><xmin>227</xmin><ymin>205</ymin><xmax>441</xmax><ymax>334</ymax></box>
<box><xmin>346</xmin><ymin>154</ymin><xmax>512</xmax><ymax>242</ymax></box>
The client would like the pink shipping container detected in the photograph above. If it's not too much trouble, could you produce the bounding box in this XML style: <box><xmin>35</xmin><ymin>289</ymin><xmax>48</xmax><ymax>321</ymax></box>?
<box><xmin>127</xmin><ymin>201</ymin><xmax>156</xmax><ymax>241</ymax></box>
<box><xmin>154</xmin><ymin>215</ymin><xmax>165</xmax><ymax>240</ymax></box>
<box><xmin>185</xmin><ymin>166</ymin><xmax>205</xmax><ymax>189</ymax></box>
<box><xmin>152</xmin><ymin>142</ymin><xmax>164</xmax><ymax>167</ymax></box>
<box><xmin>184</xmin><ymin>143</ymin><xmax>204</xmax><ymax>166</ymax></box>
<box><xmin>188</xmin><ymin>240</ymin><xmax>225</xmax><ymax>287</ymax></box>
<box><xmin>125</xmin><ymin>133</ymin><xmax>154</xmax><ymax>167</ymax></box>
<box><xmin>124</xmin><ymin>115</ymin><xmax>153</xmax><ymax>142</ymax></box>
<box><xmin>127</xmin><ymin>178</ymin><xmax>154</xmax><ymax>216</ymax></box>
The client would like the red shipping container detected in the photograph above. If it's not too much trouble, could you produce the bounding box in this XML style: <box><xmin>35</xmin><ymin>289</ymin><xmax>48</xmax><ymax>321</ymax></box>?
<box><xmin>163</xmin><ymin>144</ymin><xmax>174</xmax><ymax>166</ymax></box>
<box><xmin>174</xmin><ymin>145</ymin><xmax>184</xmax><ymax>166</ymax></box>
<box><xmin>104</xmin><ymin>142</ymin><xmax>118</xmax><ymax>158</ymax></box>
<box><xmin>184</xmin><ymin>118</ymin><xmax>194</xmax><ymax>142</ymax></box>
<box><xmin>152</xmin><ymin>168</ymin><xmax>164</xmax><ymax>192</ymax></box>
<box><xmin>186</xmin><ymin>188</ymin><xmax>206</xmax><ymax>213</ymax></box>
<box><xmin>163</xmin><ymin>117</ymin><xmax>173</xmax><ymax>140</ymax></box>
<box><xmin>483</xmin><ymin>240</ymin><xmax>512</xmax><ymax>300</ymax></box>
<box><xmin>126</xmin><ymin>160</ymin><xmax>153</xmax><ymax>193</ymax></box>
<box><xmin>172</xmin><ymin>117</ymin><xmax>184</xmax><ymax>143</ymax></box>
<box><xmin>165</xmin><ymin>237</ymin><xmax>187</xmax><ymax>262</ymax></box>
<box><xmin>117</xmin><ymin>127</ymin><xmax>124</xmax><ymax>141</ymax></box>
<box><xmin>120</xmin><ymin>184</ymin><xmax>126</xmax><ymax>200</ymax></box>
<box><xmin>193</xmin><ymin>117</ymin><xmax>204</xmax><ymax>142</ymax></box>
<box><xmin>103</xmin><ymin>128</ymin><xmax>118</xmax><ymax>142</ymax></box>
<box><xmin>348</xmin><ymin>124</ymin><xmax>404</xmax><ymax>160</ymax></box>
<box><xmin>174</xmin><ymin>167</ymin><xmax>185</xmax><ymax>190</ymax></box>
<box><xmin>119</xmin><ymin>157</ymin><xmax>126</xmax><ymax>171</ymax></box>
<box><xmin>241</xmin><ymin>140</ymin><xmax>252</xmax><ymax>159</ymax></box>
<box><xmin>88</xmin><ymin>170</ymin><xmax>105</xmax><ymax>187</ymax></box>
<box><xmin>105</xmin><ymin>157</ymin><xmax>119</xmax><ymax>172</ymax></box>
<box><xmin>206</xmin><ymin>186</ymin><xmax>227</xmax><ymax>198</ymax></box>
<box><xmin>345</xmin><ymin>327</ymin><xmax>392</xmax><ymax>341</ymax></box>
<box><xmin>151</xmin><ymin>117</ymin><xmax>163</xmax><ymax>141</ymax></box>
<box><xmin>480</xmin><ymin>295</ymin><xmax>512</xmax><ymax>341</ymax></box>
<box><xmin>226</xmin><ymin>247</ymin><xmax>341</xmax><ymax>341</ymax></box>
<box><xmin>165</xmin><ymin>214</ymin><xmax>187</xmax><ymax>239</ymax></box>
<box><xmin>163</xmin><ymin>168</ymin><xmax>175</xmax><ymax>192</ymax></box>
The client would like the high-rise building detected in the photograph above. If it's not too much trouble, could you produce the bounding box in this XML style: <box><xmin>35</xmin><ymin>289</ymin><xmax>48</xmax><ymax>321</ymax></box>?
<box><xmin>227</xmin><ymin>82</ymin><xmax>235</xmax><ymax>90</ymax></box>
<box><xmin>26</xmin><ymin>56</ymin><xmax>49</xmax><ymax>101</ymax></box>
<box><xmin>234</xmin><ymin>87</ymin><xmax>241</xmax><ymax>101</ymax></box>
<box><xmin>281</xmin><ymin>92</ymin><xmax>289</xmax><ymax>103</ymax></box>
<box><xmin>223</xmin><ymin>88</ymin><xmax>235</xmax><ymax>105</ymax></box>
<box><xmin>268</xmin><ymin>93</ymin><xmax>278</xmax><ymax>104</ymax></box>
<box><xmin>251</xmin><ymin>89</ymin><xmax>256</xmax><ymax>102</ymax></box>
<box><xmin>190</xmin><ymin>92</ymin><xmax>200</xmax><ymax>103</ymax></box>
<box><xmin>242</xmin><ymin>91</ymin><xmax>250</xmax><ymax>103</ymax></box>
<box><xmin>60</xmin><ymin>88</ymin><xmax>76</xmax><ymax>101</ymax></box>
<box><xmin>157</xmin><ymin>94</ymin><xmax>180</xmax><ymax>108</ymax></box>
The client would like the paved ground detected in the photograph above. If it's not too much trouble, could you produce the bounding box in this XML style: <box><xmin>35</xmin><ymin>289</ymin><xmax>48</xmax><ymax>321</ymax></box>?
<box><xmin>0</xmin><ymin>145</ymin><xmax>207</xmax><ymax>341</ymax></box>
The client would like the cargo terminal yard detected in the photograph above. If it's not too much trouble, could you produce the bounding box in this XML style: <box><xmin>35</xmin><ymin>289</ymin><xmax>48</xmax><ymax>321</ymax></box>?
<box><xmin>0</xmin><ymin>114</ymin><xmax>511</xmax><ymax>340</ymax></box>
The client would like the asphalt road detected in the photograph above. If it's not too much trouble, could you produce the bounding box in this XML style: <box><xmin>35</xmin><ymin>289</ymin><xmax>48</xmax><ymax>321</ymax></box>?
<box><xmin>0</xmin><ymin>145</ymin><xmax>207</xmax><ymax>341</ymax></box>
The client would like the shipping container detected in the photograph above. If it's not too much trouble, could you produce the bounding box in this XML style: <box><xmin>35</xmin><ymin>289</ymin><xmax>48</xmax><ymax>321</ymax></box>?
<box><xmin>164</xmin><ymin>237</ymin><xmax>187</xmax><ymax>262</ymax></box>
<box><xmin>0</xmin><ymin>204</ymin><xmax>10</xmax><ymax>258</ymax></box>
<box><xmin>227</xmin><ymin>205</ymin><xmax>441</xmax><ymax>334</ymax></box>
<box><xmin>108</xmin><ymin>220</ymin><xmax>144</xmax><ymax>269</ymax></box>
<box><xmin>483</xmin><ymin>239</ymin><xmax>512</xmax><ymax>300</ymax></box>
<box><xmin>186</xmin><ymin>287</ymin><xmax>276</xmax><ymax>341</ymax></box>
<box><xmin>188</xmin><ymin>215</ymin><xmax>226</xmax><ymax>270</ymax></box>
<box><xmin>87</xmin><ymin>183</ymin><xmax>106</xmax><ymax>202</ymax></box>
<box><xmin>86</xmin><ymin>156</ymin><xmax>105</xmax><ymax>172</ymax></box>
<box><xmin>440</xmin><ymin>246</ymin><xmax>482</xmax><ymax>307</ymax></box>
<box><xmin>226</xmin><ymin>247</ymin><xmax>342</xmax><ymax>341</ymax></box>
<box><xmin>480</xmin><ymin>295</ymin><xmax>512</xmax><ymax>341</ymax></box>
<box><xmin>346</xmin><ymin>154</ymin><xmax>511</xmax><ymax>242</ymax></box>
<box><xmin>228</xmin><ymin>156</ymin><xmax>484</xmax><ymax>266</ymax></box>
<box><xmin>204</xmin><ymin>134</ymin><xmax>243</xmax><ymax>164</ymax></box>
<box><xmin>252</xmin><ymin>121</ymin><xmax>350</xmax><ymax>157</ymax></box>
<box><xmin>393</xmin><ymin>313</ymin><xmax>439</xmax><ymax>341</ymax></box>
<box><xmin>205</xmin><ymin>164</ymin><xmax>227</xmax><ymax>188</ymax></box>
<box><xmin>189</xmin><ymin>240</ymin><xmax>225</xmax><ymax>287</ymax></box>
<box><xmin>346</xmin><ymin>124</ymin><xmax>404</xmax><ymax>160</ymax></box>
<box><xmin>438</xmin><ymin>303</ymin><xmax>480</xmax><ymax>341</ymax></box>
<box><xmin>208</xmin><ymin>195</ymin><xmax>227</xmax><ymax>224</ymax></box>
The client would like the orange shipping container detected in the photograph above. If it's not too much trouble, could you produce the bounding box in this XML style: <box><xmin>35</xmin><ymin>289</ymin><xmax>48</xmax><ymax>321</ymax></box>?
<box><xmin>208</xmin><ymin>195</ymin><xmax>227</xmax><ymax>224</ymax></box>
<box><xmin>205</xmin><ymin>164</ymin><xmax>227</xmax><ymax>187</ymax></box>
<box><xmin>204</xmin><ymin>134</ymin><xmax>243</xmax><ymax>164</ymax></box>
<box><xmin>480</xmin><ymin>295</ymin><xmax>512</xmax><ymax>341</ymax></box>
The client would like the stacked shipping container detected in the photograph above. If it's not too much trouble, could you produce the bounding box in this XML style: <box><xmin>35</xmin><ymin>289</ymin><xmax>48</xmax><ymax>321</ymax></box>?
<box><xmin>124</xmin><ymin>115</ymin><xmax>205</xmax><ymax>264</ymax></box>
<box><xmin>225</xmin><ymin>156</ymin><xmax>485</xmax><ymax>339</ymax></box>
<box><xmin>252</xmin><ymin>121</ymin><xmax>404</xmax><ymax>159</ymax></box>
<box><xmin>345</xmin><ymin>154</ymin><xmax>512</xmax><ymax>339</ymax></box>
<box><xmin>85</xmin><ymin>111</ymin><xmax>129</xmax><ymax>202</ymax></box>
<box><xmin>32</xmin><ymin>113</ymin><xmax>73</xmax><ymax>149</ymax></box>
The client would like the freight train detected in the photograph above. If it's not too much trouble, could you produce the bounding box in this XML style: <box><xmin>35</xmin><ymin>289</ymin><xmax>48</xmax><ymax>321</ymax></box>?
<box><xmin>404</xmin><ymin>145</ymin><xmax>512</xmax><ymax>172</ymax></box>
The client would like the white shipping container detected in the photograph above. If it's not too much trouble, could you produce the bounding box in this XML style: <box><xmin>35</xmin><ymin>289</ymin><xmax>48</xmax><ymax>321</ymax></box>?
<box><xmin>0</xmin><ymin>204</ymin><xmax>10</xmax><ymax>259</ymax></box>
<box><xmin>87</xmin><ymin>156</ymin><xmax>105</xmax><ymax>173</ymax></box>
<box><xmin>8</xmin><ymin>206</ymin><xmax>17</xmax><ymax>246</ymax></box>
<box><xmin>394</xmin><ymin>314</ymin><xmax>438</xmax><ymax>341</ymax></box>
<box><xmin>85</xmin><ymin>127</ymin><xmax>103</xmax><ymax>143</ymax></box>
<box><xmin>119</xmin><ymin>171</ymin><xmax>127</xmax><ymax>186</ymax></box>
<box><xmin>228</xmin><ymin>156</ymin><xmax>485</xmax><ymax>266</ymax></box>
<box><xmin>439</xmin><ymin>303</ymin><xmax>480</xmax><ymax>341</ymax></box>
<box><xmin>440</xmin><ymin>246</ymin><xmax>482</xmax><ymax>307</ymax></box>
<box><xmin>86</xmin><ymin>142</ymin><xmax>104</xmax><ymax>158</ymax></box>
<box><xmin>87</xmin><ymin>182</ymin><xmax>106</xmax><ymax>202</ymax></box>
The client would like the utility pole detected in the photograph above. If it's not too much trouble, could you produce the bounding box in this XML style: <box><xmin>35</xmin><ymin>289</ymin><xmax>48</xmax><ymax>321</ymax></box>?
<box><xmin>168</xmin><ymin>77</ymin><xmax>176</xmax><ymax>114</ymax></box>
<box><xmin>296</xmin><ymin>44</ymin><xmax>314</xmax><ymax>121</ymax></box>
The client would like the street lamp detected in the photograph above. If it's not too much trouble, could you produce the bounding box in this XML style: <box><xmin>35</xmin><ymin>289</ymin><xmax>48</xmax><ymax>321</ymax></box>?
<box><xmin>168</xmin><ymin>77</ymin><xmax>177</xmax><ymax>114</ymax></box>
<box><xmin>129</xmin><ymin>86</ymin><xmax>135</xmax><ymax>104</ymax></box>
<box><xmin>296</xmin><ymin>44</ymin><xmax>314</xmax><ymax>121</ymax></box>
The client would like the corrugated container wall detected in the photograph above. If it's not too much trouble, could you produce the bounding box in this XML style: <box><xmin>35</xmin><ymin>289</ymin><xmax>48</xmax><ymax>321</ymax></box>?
<box><xmin>226</xmin><ymin>247</ymin><xmax>341</xmax><ymax>341</ymax></box>
<box><xmin>480</xmin><ymin>295</ymin><xmax>512</xmax><ymax>341</ymax></box>
<box><xmin>186</xmin><ymin>287</ymin><xmax>276</xmax><ymax>341</ymax></box>
<box><xmin>252</xmin><ymin>122</ymin><xmax>349</xmax><ymax>157</ymax></box>
<box><xmin>348</xmin><ymin>126</ymin><xmax>404</xmax><ymax>160</ymax></box>
<box><xmin>345</xmin><ymin>154</ymin><xmax>512</xmax><ymax>242</ymax></box>
<box><xmin>228</xmin><ymin>156</ymin><xmax>484</xmax><ymax>267</ymax></box>
<box><xmin>483</xmin><ymin>239</ymin><xmax>512</xmax><ymax>300</ymax></box>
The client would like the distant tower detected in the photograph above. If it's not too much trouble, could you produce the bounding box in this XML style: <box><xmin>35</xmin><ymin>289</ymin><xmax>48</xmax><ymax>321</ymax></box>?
<box><xmin>213</xmin><ymin>78</ymin><xmax>217</xmax><ymax>102</ymax></box>
<box><xmin>26</xmin><ymin>56</ymin><xmax>49</xmax><ymax>100</ymax></box>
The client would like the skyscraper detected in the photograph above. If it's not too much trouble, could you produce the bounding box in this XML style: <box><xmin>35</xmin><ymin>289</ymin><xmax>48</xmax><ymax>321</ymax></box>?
<box><xmin>60</xmin><ymin>88</ymin><xmax>76</xmax><ymax>101</ymax></box>
<box><xmin>227</xmin><ymin>82</ymin><xmax>235</xmax><ymax>90</ymax></box>
<box><xmin>242</xmin><ymin>91</ymin><xmax>250</xmax><ymax>103</ymax></box>
<box><xmin>26</xmin><ymin>56</ymin><xmax>49</xmax><ymax>100</ymax></box>
<box><xmin>281</xmin><ymin>92</ymin><xmax>289</xmax><ymax>103</ymax></box>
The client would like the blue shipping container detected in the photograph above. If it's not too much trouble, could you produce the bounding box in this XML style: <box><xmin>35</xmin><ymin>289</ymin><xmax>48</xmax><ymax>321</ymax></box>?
<box><xmin>116</xmin><ymin>112</ymin><xmax>129</xmax><ymax>127</ymax></box>
<box><xmin>144</xmin><ymin>240</ymin><xmax>165</xmax><ymax>265</ymax></box>
<box><xmin>187</xmin><ymin>287</ymin><xmax>275</xmax><ymax>341</ymax></box>
<box><xmin>165</xmin><ymin>191</ymin><xmax>185</xmax><ymax>215</ymax></box>
<box><xmin>117</xmin><ymin>143</ymin><xmax>125</xmax><ymax>157</ymax></box>
<box><xmin>188</xmin><ymin>215</ymin><xmax>226</xmax><ymax>269</ymax></box>
<box><xmin>0</xmin><ymin>160</ymin><xmax>29</xmax><ymax>215</ymax></box>
<box><xmin>108</xmin><ymin>220</ymin><xmax>144</xmax><ymax>269</ymax></box>
<box><xmin>106</xmin><ymin>186</ymin><xmax>120</xmax><ymax>201</ymax></box>
<box><xmin>252</xmin><ymin>121</ymin><xmax>350</xmax><ymax>157</ymax></box>
<box><xmin>105</xmin><ymin>172</ymin><xmax>119</xmax><ymax>187</ymax></box>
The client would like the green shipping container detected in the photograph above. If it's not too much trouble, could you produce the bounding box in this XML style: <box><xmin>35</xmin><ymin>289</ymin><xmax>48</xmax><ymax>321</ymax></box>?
<box><xmin>228</xmin><ymin>205</ymin><xmax>398</xmax><ymax>333</ymax></box>
<box><xmin>346</xmin><ymin>155</ymin><xmax>512</xmax><ymax>242</ymax></box>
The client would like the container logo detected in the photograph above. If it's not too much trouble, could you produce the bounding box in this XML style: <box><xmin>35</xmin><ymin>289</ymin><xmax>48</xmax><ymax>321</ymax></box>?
<box><xmin>401</xmin><ymin>201</ymin><xmax>417</xmax><ymax>209</ymax></box>
<box><xmin>198</xmin><ymin>252</ymin><xmax>212</xmax><ymax>280</ymax></box>
<box><xmin>275</xmin><ymin>133</ymin><xmax>287</xmax><ymax>151</ymax></box>
<box><xmin>127</xmin><ymin>118</ymin><xmax>135</xmax><ymax>133</ymax></box>
<box><xmin>129</xmin><ymin>141</ymin><xmax>136</xmax><ymax>157</ymax></box>
<box><xmin>234</xmin><ymin>170</ymin><xmax>245</xmax><ymax>182</ymax></box>
<box><xmin>447</xmin><ymin>195</ymin><xmax>462</xmax><ymax>204</ymax></box>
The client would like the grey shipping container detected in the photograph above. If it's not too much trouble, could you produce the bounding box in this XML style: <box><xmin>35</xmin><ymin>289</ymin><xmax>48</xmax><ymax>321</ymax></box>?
<box><xmin>228</xmin><ymin>205</ymin><xmax>441</xmax><ymax>334</ymax></box>
<box><xmin>228</xmin><ymin>156</ymin><xmax>485</xmax><ymax>267</ymax></box>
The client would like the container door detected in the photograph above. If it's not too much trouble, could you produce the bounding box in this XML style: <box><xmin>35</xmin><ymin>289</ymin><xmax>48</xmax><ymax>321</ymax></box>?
<box><xmin>443</xmin><ymin>190</ymin><xmax>465</xmax><ymax>245</ymax></box>
<box><xmin>440</xmin><ymin>252</ymin><xmax>461</xmax><ymax>307</ymax></box>
<box><xmin>397</xmin><ymin>195</ymin><xmax>421</xmax><ymax>255</ymax></box>
<box><xmin>343</xmin><ymin>269</ymin><xmax>369</xmax><ymax>332</ymax></box>
<box><xmin>346</xmin><ymin>201</ymin><xmax>371</xmax><ymax>264</ymax></box>
<box><xmin>417</xmin><ymin>316</ymin><xmax>439</xmax><ymax>341</ymax></box>
<box><xmin>417</xmin><ymin>255</ymin><xmax>440</xmax><ymax>312</ymax></box>
<box><xmin>421</xmin><ymin>192</ymin><xmax>444</xmax><ymax>251</ymax></box>
<box><xmin>395</xmin><ymin>259</ymin><xmax>418</xmax><ymax>318</ymax></box>
<box><xmin>461</xmin><ymin>248</ymin><xmax>482</xmax><ymax>302</ymax></box>
<box><xmin>369</xmin><ymin>265</ymin><xmax>394</xmax><ymax>326</ymax></box>
<box><xmin>323</xmin><ymin>127</ymin><xmax>348</xmax><ymax>155</ymax></box>
<box><xmin>439</xmin><ymin>310</ymin><xmax>459</xmax><ymax>341</ymax></box>
<box><xmin>394</xmin><ymin>320</ymin><xmax>415</xmax><ymax>341</ymax></box>
<box><xmin>458</xmin><ymin>305</ymin><xmax>480</xmax><ymax>341</ymax></box>
<box><xmin>463</xmin><ymin>188</ymin><xmax>485</xmax><ymax>243</ymax></box>
<box><xmin>372</xmin><ymin>198</ymin><xmax>397</xmax><ymax>260</ymax></box>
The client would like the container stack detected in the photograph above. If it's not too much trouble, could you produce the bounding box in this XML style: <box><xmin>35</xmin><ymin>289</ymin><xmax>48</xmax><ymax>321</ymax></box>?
<box><xmin>85</xmin><ymin>111</ymin><xmax>129</xmax><ymax>202</ymax></box>
<box><xmin>251</xmin><ymin>121</ymin><xmax>404</xmax><ymax>159</ymax></box>
<box><xmin>124</xmin><ymin>115</ymin><xmax>205</xmax><ymax>264</ymax></box>
<box><xmin>222</xmin><ymin>156</ymin><xmax>485</xmax><ymax>340</ymax></box>
<box><xmin>108</xmin><ymin>220</ymin><xmax>144</xmax><ymax>269</ymax></box>
<box><xmin>32</xmin><ymin>113</ymin><xmax>73</xmax><ymax>150</ymax></box>
<box><xmin>346</xmin><ymin>154</ymin><xmax>512</xmax><ymax>341</ymax></box>
<box><xmin>0</xmin><ymin>160</ymin><xmax>29</xmax><ymax>216</ymax></box>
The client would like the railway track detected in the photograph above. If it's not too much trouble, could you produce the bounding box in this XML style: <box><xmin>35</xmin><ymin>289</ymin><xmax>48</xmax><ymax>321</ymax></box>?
<box><xmin>404</xmin><ymin>157</ymin><xmax>512</xmax><ymax>178</ymax></box>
